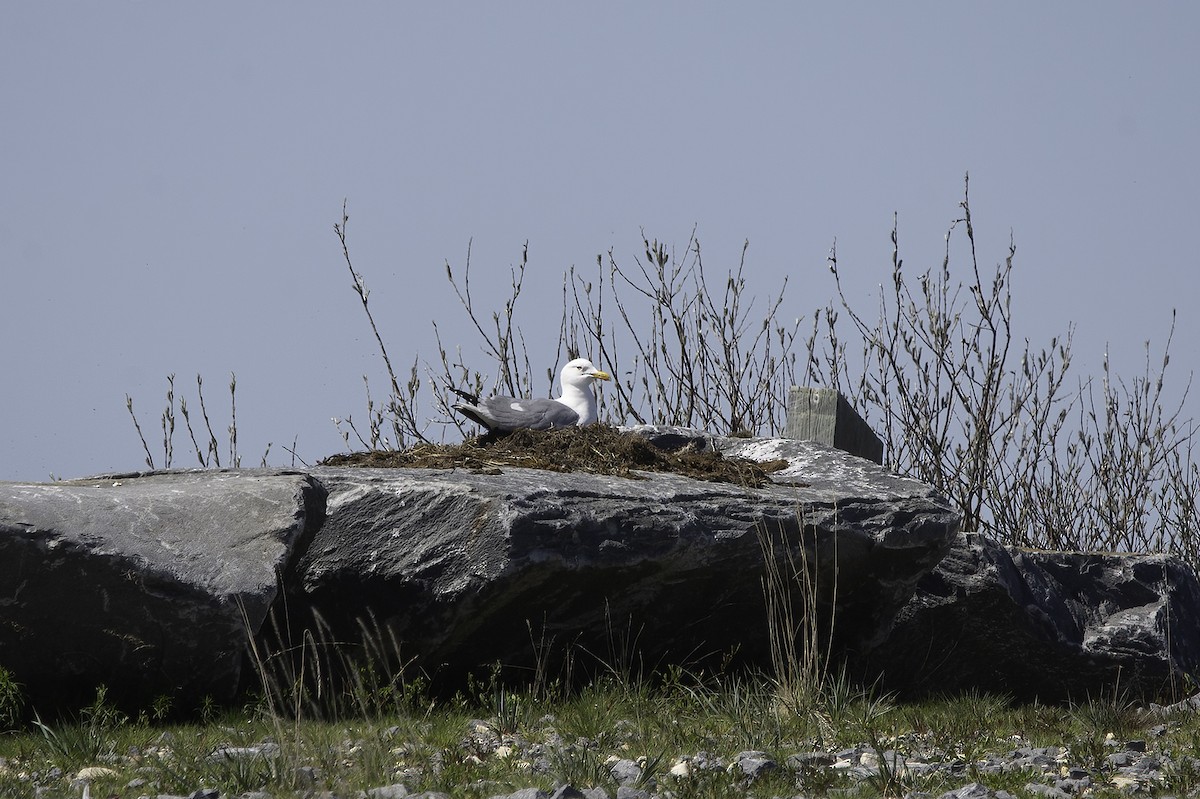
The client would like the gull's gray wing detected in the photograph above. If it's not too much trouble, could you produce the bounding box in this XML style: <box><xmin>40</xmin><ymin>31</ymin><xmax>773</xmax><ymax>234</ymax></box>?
<box><xmin>455</xmin><ymin>396</ymin><xmax>580</xmax><ymax>431</ymax></box>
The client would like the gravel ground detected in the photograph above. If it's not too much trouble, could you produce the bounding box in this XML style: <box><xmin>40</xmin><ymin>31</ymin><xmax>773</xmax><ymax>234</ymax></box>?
<box><xmin>24</xmin><ymin>712</ymin><xmax>1195</xmax><ymax>799</ymax></box>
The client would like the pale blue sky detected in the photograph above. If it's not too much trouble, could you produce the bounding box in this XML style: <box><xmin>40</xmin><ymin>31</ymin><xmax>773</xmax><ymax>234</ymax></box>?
<box><xmin>2</xmin><ymin>3</ymin><xmax>1197</xmax><ymax>481</ymax></box>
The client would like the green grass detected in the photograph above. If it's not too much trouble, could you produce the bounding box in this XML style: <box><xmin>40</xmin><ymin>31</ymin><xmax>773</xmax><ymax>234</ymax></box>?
<box><xmin>2</xmin><ymin>675</ymin><xmax>1198</xmax><ymax>799</ymax></box>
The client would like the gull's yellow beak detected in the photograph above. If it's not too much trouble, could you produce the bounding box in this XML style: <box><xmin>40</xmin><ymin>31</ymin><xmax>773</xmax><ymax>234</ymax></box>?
<box><xmin>592</xmin><ymin>370</ymin><xmax>611</xmax><ymax>381</ymax></box>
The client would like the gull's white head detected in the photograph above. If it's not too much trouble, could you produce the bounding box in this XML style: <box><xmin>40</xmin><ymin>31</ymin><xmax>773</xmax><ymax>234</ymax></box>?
<box><xmin>561</xmin><ymin>358</ymin><xmax>611</xmax><ymax>389</ymax></box>
<box><xmin>558</xmin><ymin>357</ymin><xmax>611</xmax><ymax>425</ymax></box>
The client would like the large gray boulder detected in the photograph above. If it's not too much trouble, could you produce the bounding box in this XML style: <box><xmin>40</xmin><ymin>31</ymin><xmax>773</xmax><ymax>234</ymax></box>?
<box><xmin>0</xmin><ymin>469</ymin><xmax>323</xmax><ymax>714</ymax></box>
<box><xmin>10</xmin><ymin>425</ymin><xmax>1198</xmax><ymax>710</ymax></box>
<box><xmin>859</xmin><ymin>532</ymin><xmax>1200</xmax><ymax>702</ymax></box>
<box><xmin>285</xmin><ymin>431</ymin><xmax>960</xmax><ymax>688</ymax></box>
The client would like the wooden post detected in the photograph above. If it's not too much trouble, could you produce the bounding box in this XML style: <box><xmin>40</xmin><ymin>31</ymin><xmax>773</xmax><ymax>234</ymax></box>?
<box><xmin>785</xmin><ymin>386</ymin><xmax>884</xmax><ymax>464</ymax></box>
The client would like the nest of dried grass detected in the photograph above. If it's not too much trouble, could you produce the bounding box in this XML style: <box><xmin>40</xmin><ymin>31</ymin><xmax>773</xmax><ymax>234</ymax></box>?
<box><xmin>321</xmin><ymin>425</ymin><xmax>787</xmax><ymax>487</ymax></box>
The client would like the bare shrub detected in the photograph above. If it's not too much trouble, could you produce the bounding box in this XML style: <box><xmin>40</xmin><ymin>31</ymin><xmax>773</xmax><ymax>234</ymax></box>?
<box><xmin>331</xmin><ymin>203</ymin><xmax>426</xmax><ymax>450</ymax></box>
<box><xmin>815</xmin><ymin>175</ymin><xmax>1198</xmax><ymax>563</ymax></box>
<box><xmin>126</xmin><ymin>372</ymin><xmax>265</xmax><ymax>469</ymax></box>
<box><xmin>563</xmin><ymin>230</ymin><xmax>807</xmax><ymax>435</ymax></box>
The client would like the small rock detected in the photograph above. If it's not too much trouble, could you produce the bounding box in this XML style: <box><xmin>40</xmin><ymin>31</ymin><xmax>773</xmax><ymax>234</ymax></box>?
<box><xmin>731</xmin><ymin>750</ymin><xmax>777</xmax><ymax>779</ymax></box>
<box><xmin>294</xmin><ymin>766</ymin><xmax>319</xmax><ymax>786</ymax></box>
<box><xmin>608</xmin><ymin>758</ymin><xmax>642</xmax><ymax>786</ymax></box>
<box><xmin>937</xmin><ymin>783</ymin><xmax>991</xmax><ymax>799</ymax></box>
<box><xmin>614</xmin><ymin>788</ymin><xmax>650</xmax><ymax>799</ymax></box>
<box><xmin>1133</xmin><ymin>754</ymin><xmax>1161</xmax><ymax>773</ymax></box>
<box><xmin>365</xmin><ymin>785</ymin><xmax>409</xmax><ymax>799</ymax></box>
<box><xmin>1055</xmin><ymin>777</ymin><xmax>1090</xmax><ymax>793</ymax></box>
<box><xmin>787</xmin><ymin>751</ymin><xmax>835</xmax><ymax>769</ymax></box>
<box><xmin>973</xmin><ymin>756</ymin><xmax>1007</xmax><ymax>775</ymax></box>
<box><xmin>689</xmin><ymin>751</ymin><xmax>725</xmax><ymax>772</ymax></box>
<box><xmin>548</xmin><ymin>787</ymin><xmax>587</xmax><ymax>799</ymax></box>
<box><xmin>208</xmin><ymin>743</ymin><xmax>281</xmax><ymax>762</ymax></box>
<box><xmin>1110</xmin><ymin>774</ymin><xmax>1140</xmax><ymax>791</ymax></box>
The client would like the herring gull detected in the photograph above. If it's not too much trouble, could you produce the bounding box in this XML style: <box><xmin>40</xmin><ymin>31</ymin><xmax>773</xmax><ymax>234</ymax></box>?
<box><xmin>451</xmin><ymin>357</ymin><xmax>611</xmax><ymax>431</ymax></box>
